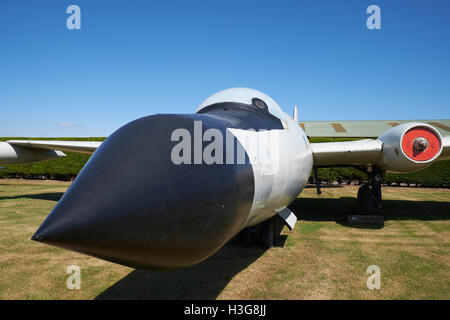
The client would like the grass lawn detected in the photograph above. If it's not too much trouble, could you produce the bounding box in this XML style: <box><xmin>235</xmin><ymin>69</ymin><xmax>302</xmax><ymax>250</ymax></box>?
<box><xmin>0</xmin><ymin>179</ymin><xmax>449</xmax><ymax>299</ymax></box>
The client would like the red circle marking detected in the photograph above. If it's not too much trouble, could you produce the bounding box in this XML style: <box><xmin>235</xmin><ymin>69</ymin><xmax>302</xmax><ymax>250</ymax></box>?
<box><xmin>402</xmin><ymin>127</ymin><xmax>440</xmax><ymax>161</ymax></box>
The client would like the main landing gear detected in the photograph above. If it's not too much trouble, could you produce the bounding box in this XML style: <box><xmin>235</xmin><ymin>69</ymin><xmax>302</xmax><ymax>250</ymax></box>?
<box><xmin>351</xmin><ymin>166</ymin><xmax>384</xmax><ymax>225</ymax></box>
<box><xmin>357</xmin><ymin>166</ymin><xmax>383</xmax><ymax>214</ymax></box>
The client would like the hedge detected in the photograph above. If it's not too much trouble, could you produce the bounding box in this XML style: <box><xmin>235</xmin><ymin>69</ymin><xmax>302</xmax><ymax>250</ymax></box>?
<box><xmin>0</xmin><ymin>137</ymin><xmax>448</xmax><ymax>186</ymax></box>
<box><xmin>0</xmin><ymin>137</ymin><xmax>104</xmax><ymax>181</ymax></box>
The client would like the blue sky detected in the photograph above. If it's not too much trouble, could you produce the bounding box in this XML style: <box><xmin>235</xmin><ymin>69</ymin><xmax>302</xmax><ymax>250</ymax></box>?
<box><xmin>0</xmin><ymin>0</ymin><xmax>449</xmax><ymax>137</ymax></box>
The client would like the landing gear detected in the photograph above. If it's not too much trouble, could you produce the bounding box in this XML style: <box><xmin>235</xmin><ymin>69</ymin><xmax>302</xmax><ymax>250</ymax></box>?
<box><xmin>238</xmin><ymin>227</ymin><xmax>252</xmax><ymax>247</ymax></box>
<box><xmin>258</xmin><ymin>218</ymin><xmax>275</xmax><ymax>249</ymax></box>
<box><xmin>357</xmin><ymin>166</ymin><xmax>383</xmax><ymax>214</ymax></box>
<box><xmin>371</xmin><ymin>167</ymin><xmax>383</xmax><ymax>209</ymax></box>
<box><xmin>350</xmin><ymin>166</ymin><xmax>385</xmax><ymax>225</ymax></box>
<box><xmin>238</xmin><ymin>218</ymin><xmax>275</xmax><ymax>249</ymax></box>
<box><xmin>357</xmin><ymin>184</ymin><xmax>375</xmax><ymax>214</ymax></box>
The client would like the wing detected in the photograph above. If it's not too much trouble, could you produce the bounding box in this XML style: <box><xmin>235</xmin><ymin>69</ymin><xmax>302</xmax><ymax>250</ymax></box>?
<box><xmin>301</xmin><ymin>119</ymin><xmax>450</xmax><ymax>138</ymax></box>
<box><xmin>6</xmin><ymin>140</ymin><xmax>102</xmax><ymax>155</ymax></box>
<box><xmin>310</xmin><ymin>139</ymin><xmax>383</xmax><ymax>167</ymax></box>
<box><xmin>309</xmin><ymin>122</ymin><xmax>450</xmax><ymax>172</ymax></box>
<box><xmin>441</xmin><ymin>136</ymin><xmax>450</xmax><ymax>160</ymax></box>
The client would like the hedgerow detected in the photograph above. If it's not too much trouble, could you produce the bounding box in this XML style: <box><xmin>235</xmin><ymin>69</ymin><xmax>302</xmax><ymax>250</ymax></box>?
<box><xmin>0</xmin><ymin>137</ymin><xmax>448</xmax><ymax>186</ymax></box>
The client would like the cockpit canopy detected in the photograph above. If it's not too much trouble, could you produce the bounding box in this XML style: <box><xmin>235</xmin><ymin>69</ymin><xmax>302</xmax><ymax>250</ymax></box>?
<box><xmin>196</xmin><ymin>87</ymin><xmax>287</xmax><ymax>122</ymax></box>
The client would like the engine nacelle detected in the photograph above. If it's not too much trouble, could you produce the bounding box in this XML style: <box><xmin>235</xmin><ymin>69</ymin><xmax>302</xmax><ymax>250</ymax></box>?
<box><xmin>378</xmin><ymin>123</ymin><xmax>443</xmax><ymax>173</ymax></box>
<box><xmin>0</xmin><ymin>142</ymin><xmax>65</xmax><ymax>164</ymax></box>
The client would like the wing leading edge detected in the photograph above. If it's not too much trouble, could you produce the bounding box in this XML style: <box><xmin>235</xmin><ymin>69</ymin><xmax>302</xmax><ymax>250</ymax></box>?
<box><xmin>7</xmin><ymin>140</ymin><xmax>102</xmax><ymax>155</ymax></box>
<box><xmin>310</xmin><ymin>127</ymin><xmax>450</xmax><ymax>171</ymax></box>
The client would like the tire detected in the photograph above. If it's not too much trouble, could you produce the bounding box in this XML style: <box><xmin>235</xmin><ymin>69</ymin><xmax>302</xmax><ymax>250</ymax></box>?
<box><xmin>358</xmin><ymin>185</ymin><xmax>375</xmax><ymax>214</ymax></box>
<box><xmin>239</xmin><ymin>228</ymin><xmax>252</xmax><ymax>247</ymax></box>
<box><xmin>258</xmin><ymin>218</ymin><xmax>274</xmax><ymax>249</ymax></box>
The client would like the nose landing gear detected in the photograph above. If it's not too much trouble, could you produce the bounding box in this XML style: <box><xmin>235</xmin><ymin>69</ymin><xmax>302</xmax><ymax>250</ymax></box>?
<box><xmin>239</xmin><ymin>218</ymin><xmax>275</xmax><ymax>249</ymax></box>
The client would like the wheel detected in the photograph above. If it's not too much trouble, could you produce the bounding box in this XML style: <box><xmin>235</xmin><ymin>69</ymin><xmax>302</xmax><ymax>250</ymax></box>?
<box><xmin>358</xmin><ymin>185</ymin><xmax>375</xmax><ymax>214</ymax></box>
<box><xmin>257</xmin><ymin>218</ymin><xmax>274</xmax><ymax>249</ymax></box>
<box><xmin>239</xmin><ymin>227</ymin><xmax>253</xmax><ymax>247</ymax></box>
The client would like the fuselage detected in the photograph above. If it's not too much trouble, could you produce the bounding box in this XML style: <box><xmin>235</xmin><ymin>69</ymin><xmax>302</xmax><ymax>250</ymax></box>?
<box><xmin>31</xmin><ymin>88</ymin><xmax>314</xmax><ymax>270</ymax></box>
<box><xmin>227</xmin><ymin>110</ymin><xmax>313</xmax><ymax>228</ymax></box>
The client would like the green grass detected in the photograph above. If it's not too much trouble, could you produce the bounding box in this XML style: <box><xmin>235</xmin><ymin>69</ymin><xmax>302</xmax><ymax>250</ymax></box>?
<box><xmin>0</xmin><ymin>180</ymin><xmax>449</xmax><ymax>299</ymax></box>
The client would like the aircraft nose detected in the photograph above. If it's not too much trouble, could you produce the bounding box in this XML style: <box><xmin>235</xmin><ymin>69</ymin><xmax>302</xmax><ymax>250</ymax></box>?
<box><xmin>31</xmin><ymin>114</ymin><xmax>254</xmax><ymax>270</ymax></box>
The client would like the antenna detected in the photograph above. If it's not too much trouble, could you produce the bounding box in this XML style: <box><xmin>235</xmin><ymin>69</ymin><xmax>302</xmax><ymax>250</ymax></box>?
<box><xmin>293</xmin><ymin>105</ymin><xmax>298</xmax><ymax>121</ymax></box>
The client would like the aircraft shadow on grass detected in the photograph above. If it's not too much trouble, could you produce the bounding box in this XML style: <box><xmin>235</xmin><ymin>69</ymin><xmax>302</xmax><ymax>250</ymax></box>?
<box><xmin>95</xmin><ymin>195</ymin><xmax>449</xmax><ymax>300</ymax></box>
<box><xmin>0</xmin><ymin>192</ymin><xmax>64</xmax><ymax>202</ymax></box>
<box><xmin>289</xmin><ymin>196</ymin><xmax>450</xmax><ymax>223</ymax></box>
<box><xmin>95</xmin><ymin>245</ymin><xmax>264</xmax><ymax>300</ymax></box>
<box><xmin>95</xmin><ymin>219</ymin><xmax>287</xmax><ymax>300</ymax></box>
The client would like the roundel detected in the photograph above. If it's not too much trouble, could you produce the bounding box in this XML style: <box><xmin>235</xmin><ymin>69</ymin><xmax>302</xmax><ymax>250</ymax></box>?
<box><xmin>401</xmin><ymin>127</ymin><xmax>441</xmax><ymax>161</ymax></box>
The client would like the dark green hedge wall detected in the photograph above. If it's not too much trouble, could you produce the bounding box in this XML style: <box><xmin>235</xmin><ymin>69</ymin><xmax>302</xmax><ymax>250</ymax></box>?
<box><xmin>0</xmin><ymin>137</ymin><xmax>448</xmax><ymax>186</ymax></box>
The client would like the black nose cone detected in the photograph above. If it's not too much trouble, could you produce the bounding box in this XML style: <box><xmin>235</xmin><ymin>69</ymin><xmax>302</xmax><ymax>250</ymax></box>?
<box><xmin>32</xmin><ymin>114</ymin><xmax>254</xmax><ymax>270</ymax></box>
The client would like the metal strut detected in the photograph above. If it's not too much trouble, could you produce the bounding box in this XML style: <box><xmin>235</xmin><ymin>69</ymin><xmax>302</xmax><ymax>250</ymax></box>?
<box><xmin>313</xmin><ymin>167</ymin><xmax>322</xmax><ymax>195</ymax></box>
<box><xmin>370</xmin><ymin>166</ymin><xmax>383</xmax><ymax>208</ymax></box>
<box><xmin>350</xmin><ymin>166</ymin><xmax>385</xmax><ymax>225</ymax></box>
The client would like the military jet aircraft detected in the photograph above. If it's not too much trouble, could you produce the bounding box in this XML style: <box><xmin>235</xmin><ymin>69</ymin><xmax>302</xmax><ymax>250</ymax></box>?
<box><xmin>1</xmin><ymin>88</ymin><xmax>449</xmax><ymax>270</ymax></box>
